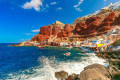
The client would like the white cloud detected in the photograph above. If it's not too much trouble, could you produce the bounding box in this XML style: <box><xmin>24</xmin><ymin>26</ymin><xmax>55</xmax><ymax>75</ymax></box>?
<box><xmin>32</xmin><ymin>29</ymin><xmax>40</xmax><ymax>32</ymax></box>
<box><xmin>56</xmin><ymin>7</ymin><xmax>62</xmax><ymax>10</ymax></box>
<box><xmin>22</xmin><ymin>0</ymin><xmax>43</xmax><ymax>11</ymax></box>
<box><xmin>50</xmin><ymin>2</ymin><xmax>57</xmax><ymax>5</ymax></box>
<box><xmin>104</xmin><ymin>0</ymin><xmax>107</xmax><ymax>1</ymax></box>
<box><xmin>74</xmin><ymin>0</ymin><xmax>84</xmax><ymax>11</ymax></box>
<box><xmin>75</xmin><ymin>7</ymin><xmax>82</xmax><ymax>12</ymax></box>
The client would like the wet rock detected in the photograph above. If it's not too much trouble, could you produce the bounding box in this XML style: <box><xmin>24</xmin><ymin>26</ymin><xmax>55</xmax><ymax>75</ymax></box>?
<box><xmin>108</xmin><ymin>64</ymin><xmax>119</xmax><ymax>76</ymax></box>
<box><xmin>79</xmin><ymin>64</ymin><xmax>111</xmax><ymax>80</ymax></box>
<box><xmin>55</xmin><ymin>71</ymin><xmax>68</xmax><ymax>80</ymax></box>
<box><xmin>66</xmin><ymin>74</ymin><xmax>80</xmax><ymax>80</ymax></box>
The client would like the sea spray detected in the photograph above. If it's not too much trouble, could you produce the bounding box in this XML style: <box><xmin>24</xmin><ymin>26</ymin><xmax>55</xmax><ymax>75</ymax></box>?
<box><xmin>6</xmin><ymin>52</ymin><xmax>106</xmax><ymax>80</ymax></box>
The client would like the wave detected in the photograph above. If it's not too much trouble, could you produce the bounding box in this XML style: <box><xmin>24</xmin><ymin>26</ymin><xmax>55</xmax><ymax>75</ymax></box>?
<box><xmin>6</xmin><ymin>53</ymin><xmax>107</xmax><ymax>80</ymax></box>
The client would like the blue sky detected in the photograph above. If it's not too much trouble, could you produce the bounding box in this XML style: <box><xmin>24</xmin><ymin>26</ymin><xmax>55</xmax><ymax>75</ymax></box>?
<box><xmin>0</xmin><ymin>0</ymin><xmax>119</xmax><ymax>43</ymax></box>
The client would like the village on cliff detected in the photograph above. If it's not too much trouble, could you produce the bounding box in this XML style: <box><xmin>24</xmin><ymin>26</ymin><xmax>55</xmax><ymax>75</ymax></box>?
<box><xmin>12</xmin><ymin>2</ymin><xmax>120</xmax><ymax>52</ymax></box>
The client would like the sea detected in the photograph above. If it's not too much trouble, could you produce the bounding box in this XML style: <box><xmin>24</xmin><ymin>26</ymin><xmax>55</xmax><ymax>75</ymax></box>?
<box><xmin>0</xmin><ymin>43</ymin><xmax>107</xmax><ymax>80</ymax></box>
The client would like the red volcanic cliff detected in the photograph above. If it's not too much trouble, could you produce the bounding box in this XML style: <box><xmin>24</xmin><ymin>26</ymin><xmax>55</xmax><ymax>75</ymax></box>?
<box><xmin>98</xmin><ymin>12</ymin><xmax>115</xmax><ymax>32</ymax></box>
<box><xmin>52</xmin><ymin>26</ymin><xmax>60</xmax><ymax>36</ymax></box>
<box><xmin>31</xmin><ymin>23</ymin><xmax>73</xmax><ymax>41</ymax></box>
<box><xmin>75</xmin><ymin>16</ymin><xmax>103</xmax><ymax>35</ymax></box>
<box><xmin>117</xmin><ymin>15</ymin><xmax>120</xmax><ymax>25</ymax></box>
<box><xmin>31</xmin><ymin>11</ymin><xmax>120</xmax><ymax>42</ymax></box>
<box><xmin>31</xmin><ymin>34</ymin><xmax>49</xmax><ymax>41</ymax></box>
<box><xmin>57</xmin><ymin>24</ymin><xmax>73</xmax><ymax>38</ymax></box>
<box><xmin>39</xmin><ymin>25</ymin><xmax>53</xmax><ymax>36</ymax></box>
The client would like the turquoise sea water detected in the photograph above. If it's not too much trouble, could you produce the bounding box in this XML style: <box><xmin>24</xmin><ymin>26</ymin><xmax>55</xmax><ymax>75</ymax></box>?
<box><xmin>0</xmin><ymin>43</ymin><xmax>106</xmax><ymax>80</ymax></box>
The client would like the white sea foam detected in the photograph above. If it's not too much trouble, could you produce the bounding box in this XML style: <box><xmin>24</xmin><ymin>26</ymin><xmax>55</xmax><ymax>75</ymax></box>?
<box><xmin>7</xmin><ymin>53</ymin><xmax>107</xmax><ymax>80</ymax></box>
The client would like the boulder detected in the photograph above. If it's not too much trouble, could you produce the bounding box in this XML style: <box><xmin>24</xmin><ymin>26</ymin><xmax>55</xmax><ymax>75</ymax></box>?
<box><xmin>55</xmin><ymin>71</ymin><xmax>68</xmax><ymax>80</ymax></box>
<box><xmin>79</xmin><ymin>64</ymin><xmax>111</xmax><ymax>80</ymax></box>
<box><xmin>66</xmin><ymin>74</ymin><xmax>80</xmax><ymax>80</ymax></box>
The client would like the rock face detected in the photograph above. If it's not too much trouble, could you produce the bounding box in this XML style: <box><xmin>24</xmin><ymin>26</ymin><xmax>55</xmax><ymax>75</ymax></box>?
<box><xmin>75</xmin><ymin>16</ymin><xmax>103</xmax><ymax>35</ymax></box>
<box><xmin>52</xmin><ymin>26</ymin><xmax>60</xmax><ymax>36</ymax></box>
<box><xmin>74</xmin><ymin>12</ymin><xmax>115</xmax><ymax>35</ymax></box>
<box><xmin>79</xmin><ymin>64</ymin><xmax>111</xmax><ymax>80</ymax></box>
<box><xmin>31</xmin><ymin>11</ymin><xmax>120</xmax><ymax>42</ymax></box>
<box><xmin>117</xmin><ymin>15</ymin><xmax>120</xmax><ymax>25</ymax></box>
<box><xmin>75</xmin><ymin>22</ymin><xmax>87</xmax><ymax>34</ymax></box>
<box><xmin>31</xmin><ymin>34</ymin><xmax>49</xmax><ymax>41</ymax></box>
<box><xmin>57</xmin><ymin>24</ymin><xmax>73</xmax><ymax>38</ymax></box>
<box><xmin>31</xmin><ymin>22</ymin><xmax>74</xmax><ymax>42</ymax></box>
<box><xmin>98</xmin><ymin>12</ymin><xmax>115</xmax><ymax>32</ymax></box>
<box><xmin>39</xmin><ymin>25</ymin><xmax>52</xmax><ymax>36</ymax></box>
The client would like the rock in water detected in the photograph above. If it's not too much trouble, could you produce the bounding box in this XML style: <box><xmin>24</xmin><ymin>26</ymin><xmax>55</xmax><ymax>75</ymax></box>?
<box><xmin>55</xmin><ymin>71</ymin><xmax>68</xmax><ymax>80</ymax></box>
<box><xmin>79</xmin><ymin>64</ymin><xmax>111</xmax><ymax>80</ymax></box>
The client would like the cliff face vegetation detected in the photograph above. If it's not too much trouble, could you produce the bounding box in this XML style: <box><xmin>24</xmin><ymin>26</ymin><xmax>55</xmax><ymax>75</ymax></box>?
<box><xmin>31</xmin><ymin>7</ymin><xmax>120</xmax><ymax>42</ymax></box>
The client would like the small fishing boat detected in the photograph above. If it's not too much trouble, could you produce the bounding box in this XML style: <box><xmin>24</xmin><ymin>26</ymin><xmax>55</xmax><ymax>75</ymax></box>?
<box><xmin>38</xmin><ymin>46</ymin><xmax>44</xmax><ymax>49</ymax></box>
<box><xmin>64</xmin><ymin>52</ymin><xmax>71</xmax><ymax>56</ymax></box>
<box><xmin>66</xmin><ymin>46</ymin><xmax>73</xmax><ymax>49</ymax></box>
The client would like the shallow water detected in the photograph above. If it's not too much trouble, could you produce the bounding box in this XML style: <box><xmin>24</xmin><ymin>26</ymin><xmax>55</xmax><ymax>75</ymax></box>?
<box><xmin>0</xmin><ymin>43</ymin><xmax>106</xmax><ymax>80</ymax></box>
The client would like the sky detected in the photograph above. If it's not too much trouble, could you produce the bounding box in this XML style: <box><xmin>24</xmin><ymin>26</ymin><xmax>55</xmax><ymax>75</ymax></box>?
<box><xmin>0</xmin><ymin>0</ymin><xmax>119</xmax><ymax>43</ymax></box>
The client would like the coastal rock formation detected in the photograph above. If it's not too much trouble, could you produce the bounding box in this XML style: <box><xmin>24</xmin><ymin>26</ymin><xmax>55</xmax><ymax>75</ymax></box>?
<box><xmin>31</xmin><ymin>34</ymin><xmax>49</xmax><ymax>41</ymax></box>
<box><xmin>31</xmin><ymin>8</ymin><xmax>120</xmax><ymax>42</ymax></box>
<box><xmin>39</xmin><ymin>25</ymin><xmax>53</xmax><ymax>36</ymax></box>
<box><xmin>79</xmin><ymin>64</ymin><xmax>111</xmax><ymax>80</ymax></box>
<box><xmin>57</xmin><ymin>24</ymin><xmax>73</xmax><ymax>38</ymax></box>
<box><xmin>98</xmin><ymin>12</ymin><xmax>115</xmax><ymax>32</ymax></box>
<box><xmin>75</xmin><ymin>22</ymin><xmax>87</xmax><ymax>34</ymax></box>
<box><xmin>116</xmin><ymin>15</ymin><xmax>120</xmax><ymax>25</ymax></box>
<box><xmin>52</xmin><ymin>26</ymin><xmax>60</xmax><ymax>36</ymax></box>
<box><xmin>55</xmin><ymin>71</ymin><xmax>68</xmax><ymax>80</ymax></box>
<box><xmin>75</xmin><ymin>16</ymin><xmax>103</xmax><ymax>35</ymax></box>
<box><xmin>32</xmin><ymin>21</ymin><xmax>64</xmax><ymax>41</ymax></box>
<box><xmin>55</xmin><ymin>64</ymin><xmax>111</xmax><ymax>80</ymax></box>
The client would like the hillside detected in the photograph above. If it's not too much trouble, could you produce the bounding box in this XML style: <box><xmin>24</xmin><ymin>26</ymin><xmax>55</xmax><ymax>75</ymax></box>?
<box><xmin>31</xmin><ymin>2</ymin><xmax>120</xmax><ymax>43</ymax></box>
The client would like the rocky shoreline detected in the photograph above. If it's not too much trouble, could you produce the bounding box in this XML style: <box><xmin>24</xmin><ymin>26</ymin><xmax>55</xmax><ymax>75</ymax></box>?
<box><xmin>54</xmin><ymin>60</ymin><xmax>120</xmax><ymax>80</ymax></box>
<box><xmin>55</xmin><ymin>64</ymin><xmax>111</xmax><ymax>80</ymax></box>
<box><xmin>54</xmin><ymin>49</ymin><xmax>120</xmax><ymax>80</ymax></box>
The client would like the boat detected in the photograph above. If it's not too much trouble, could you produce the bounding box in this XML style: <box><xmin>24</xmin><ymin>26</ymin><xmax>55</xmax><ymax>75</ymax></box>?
<box><xmin>64</xmin><ymin>52</ymin><xmax>71</xmax><ymax>56</ymax></box>
<box><xmin>66</xmin><ymin>46</ymin><xmax>73</xmax><ymax>49</ymax></box>
<box><xmin>38</xmin><ymin>46</ymin><xmax>44</xmax><ymax>49</ymax></box>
